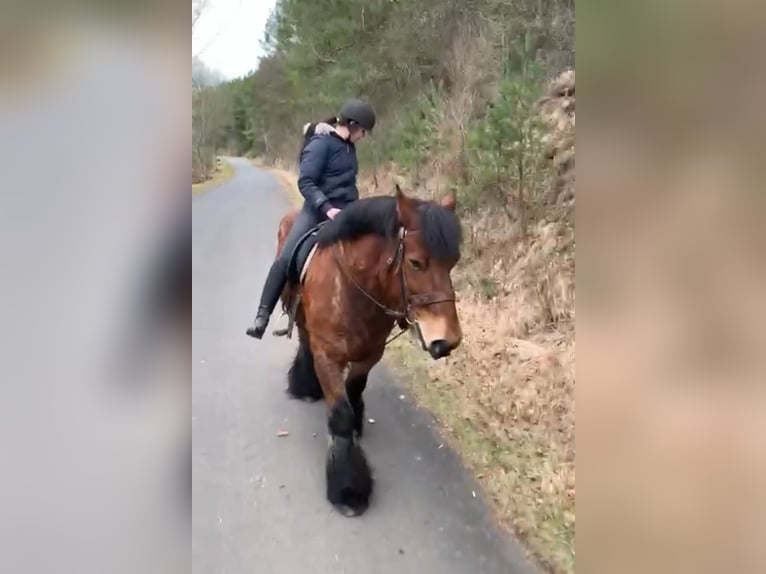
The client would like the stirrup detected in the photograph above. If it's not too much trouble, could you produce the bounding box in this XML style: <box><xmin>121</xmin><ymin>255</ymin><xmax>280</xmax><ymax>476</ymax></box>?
<box><xmin>273</xmin><ymin>295</ymin><xmax>302</xmax><ymax>339</ymax></box>
<box><xmin>272</xmin><ymin>311</ymin><xmax>289</xmax><ymax>337</ymax></box>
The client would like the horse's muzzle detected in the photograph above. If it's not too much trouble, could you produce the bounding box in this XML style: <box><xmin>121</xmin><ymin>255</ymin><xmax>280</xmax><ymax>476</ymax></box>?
<box><xmin>427</xmin><ymin>339</ymin><xmax>453</xmax><ymax>360</ymax></box>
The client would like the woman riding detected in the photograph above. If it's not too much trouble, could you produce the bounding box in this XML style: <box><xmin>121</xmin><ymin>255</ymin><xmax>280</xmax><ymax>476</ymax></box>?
<box><xmin>246</xmin><ymin>99</ymin><xmax>376</xmax><ymax>339</ymax></box>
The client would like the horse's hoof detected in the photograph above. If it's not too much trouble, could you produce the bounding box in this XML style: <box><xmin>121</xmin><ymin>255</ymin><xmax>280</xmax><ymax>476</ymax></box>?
<box><xmin>327</xmin><ymin>437</ymin><xmax>373</xmax><ymax>517</ymax></box>
<box><xmin>333</xmin><ymin>501</ymin><xmax>367</xmax><ymax>517</ymax></box>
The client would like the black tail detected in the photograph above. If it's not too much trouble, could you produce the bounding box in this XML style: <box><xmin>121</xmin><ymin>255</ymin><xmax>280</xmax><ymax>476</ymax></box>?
<box><xmin>287</xmin><ymin>338</ymin><xmax>324</xmax><ymax>401</ymax></box>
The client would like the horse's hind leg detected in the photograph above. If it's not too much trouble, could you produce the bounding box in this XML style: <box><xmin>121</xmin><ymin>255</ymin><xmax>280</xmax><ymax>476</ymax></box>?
<box><xmin>286</xmin><ymin>329</ymin><xmax>323</xmax><ymax>401</ymax></box>
<box><xmin>313</xmin><ymin>351</ymin><xmax>373</xmax><ymax>517</ymax></box>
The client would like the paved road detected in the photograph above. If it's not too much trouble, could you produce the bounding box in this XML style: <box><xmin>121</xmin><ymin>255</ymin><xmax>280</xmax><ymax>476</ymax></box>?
<box><xmin>192</xmin><ymin>158</ymin><xmax>535</xmax><ymax>574</ymax></box>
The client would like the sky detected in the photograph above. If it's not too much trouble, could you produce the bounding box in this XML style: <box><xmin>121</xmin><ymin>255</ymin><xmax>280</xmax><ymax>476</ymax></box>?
<box><xmin>192</xmin><ymin>0</ymin><xmax>278</xmax><ymax>80</ymax></box>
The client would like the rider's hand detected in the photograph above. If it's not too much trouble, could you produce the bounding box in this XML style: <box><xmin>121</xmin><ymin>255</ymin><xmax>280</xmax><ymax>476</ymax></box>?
<box><xmin>326</xmin><ymin>208</ymin><xmax>341</xmax><ymax>220</ymax></box>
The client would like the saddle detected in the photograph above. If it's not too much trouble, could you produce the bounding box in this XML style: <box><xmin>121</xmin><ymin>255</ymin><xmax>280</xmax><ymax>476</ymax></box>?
<box><xmin>275</xmin><ymin>221</ymin><xmax>411</xmax><ymax>340</ymax></box>
<box><xmin>274</xmin><ymin>224</ymin><xmax>322</xmax><ymax>339</ymax></box>
<box><xmin>286</xmin><ymin>226</ymin><xmax>321</xmax><ymax>286</ymax></box>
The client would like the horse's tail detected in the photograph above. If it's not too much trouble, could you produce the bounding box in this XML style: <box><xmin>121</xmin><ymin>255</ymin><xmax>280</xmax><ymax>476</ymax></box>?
<box><xmin>276</xmin><ymin>212</ymin><xmax>296</xmax><ymax>260</ymax></box>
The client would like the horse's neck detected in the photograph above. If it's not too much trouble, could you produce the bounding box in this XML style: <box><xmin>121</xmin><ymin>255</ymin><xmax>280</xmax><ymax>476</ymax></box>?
<box><xmin>340</xmin><ymin>236</ymin><xmax>399</xmax><ymax>308</ymax></box>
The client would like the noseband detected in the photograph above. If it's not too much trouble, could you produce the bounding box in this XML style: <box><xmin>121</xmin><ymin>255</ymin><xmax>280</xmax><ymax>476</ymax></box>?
<box><xmin>331</xmin><ymin>227</ymin><xmax>456</xmax><ymax>326</ymax></box>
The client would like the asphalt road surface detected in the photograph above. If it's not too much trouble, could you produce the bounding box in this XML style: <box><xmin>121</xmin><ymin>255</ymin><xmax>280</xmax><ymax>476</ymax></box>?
<box><xmin>192</xmin><ymin>158</ymin><xmax>536</xmax><ymax>574</ymax></box>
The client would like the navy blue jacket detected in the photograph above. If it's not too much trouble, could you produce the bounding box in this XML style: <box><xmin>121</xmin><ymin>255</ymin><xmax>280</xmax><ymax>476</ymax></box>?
<box><xmin>297</xmin><ymin>132</ymin><xmax>358</xmax><ymax>217</ymax></box>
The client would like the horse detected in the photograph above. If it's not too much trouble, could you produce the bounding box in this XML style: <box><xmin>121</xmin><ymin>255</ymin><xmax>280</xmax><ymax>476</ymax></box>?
<box><xmin>274</xmin><ymin>184</ymin><xmax>463</xmax><ymax>516</ymax></box>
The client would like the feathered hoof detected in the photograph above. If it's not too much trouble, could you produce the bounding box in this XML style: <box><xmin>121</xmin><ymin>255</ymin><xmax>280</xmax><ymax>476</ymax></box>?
<box><xmin>326</xmin><ymin>436</ymin><xmax>373</xmax><ymax>517</ymax></box>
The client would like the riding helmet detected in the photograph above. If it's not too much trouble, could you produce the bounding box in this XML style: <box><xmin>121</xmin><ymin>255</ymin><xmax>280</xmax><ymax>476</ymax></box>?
<box><xmin>338</xmin><ymin>99</ymin><xmax>376</xmax><ymax>132</ymax></box>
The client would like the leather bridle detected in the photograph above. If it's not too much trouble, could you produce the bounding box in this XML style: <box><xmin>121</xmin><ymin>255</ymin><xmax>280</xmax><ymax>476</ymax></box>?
<box><xmin>331</xmin><ymin>227</ymin><xmax>456</xmax><ymax>328</ymax></box>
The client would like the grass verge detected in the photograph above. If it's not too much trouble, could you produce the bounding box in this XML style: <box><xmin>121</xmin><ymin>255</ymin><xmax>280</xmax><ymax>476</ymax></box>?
<box><xmin>192</xmin><ymin>160</ymin><xmax>235</xmax><ymax>195</ymax></box>
<box><xmin>385</xmin><ymin>332</ymin><xmax>574</xmax><ymax>574</ymax></box>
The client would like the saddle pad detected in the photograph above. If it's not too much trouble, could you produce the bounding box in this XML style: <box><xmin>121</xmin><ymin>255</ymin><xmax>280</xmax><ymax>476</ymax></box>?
<box><xmin>299</xmin><ymin>244</ymin><xmax>319</xmax><ymax>284</ymax></box>
<box><xmin>286</xmin><ymin>226</ymin><xmax>319</xmax><ymax>285</ymax></box>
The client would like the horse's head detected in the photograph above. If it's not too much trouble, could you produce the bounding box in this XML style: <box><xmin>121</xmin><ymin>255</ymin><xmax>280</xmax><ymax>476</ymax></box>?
<box><xmin>395</xmin><ymin>185</ymin><xmax>462</xmax><ymax>360</ymax></box>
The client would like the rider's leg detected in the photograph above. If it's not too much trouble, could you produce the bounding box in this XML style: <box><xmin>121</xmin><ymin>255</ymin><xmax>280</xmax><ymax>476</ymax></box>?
<box><xmin>247</xmin><ymin>207</ymin><xmax>321</xmax><ymax>339</ymax></box>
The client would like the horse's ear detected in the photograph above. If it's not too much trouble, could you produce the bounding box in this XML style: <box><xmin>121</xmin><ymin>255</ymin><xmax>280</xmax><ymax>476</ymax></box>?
<box><xmin>440</xmin><ymin>192</ymin><xmax>457</xmax><ymax>212</ymax></box>
<box><xmin>395</xmin><ymin>184</ymin><xmax>415</xmax><ymax>227</ymax></box>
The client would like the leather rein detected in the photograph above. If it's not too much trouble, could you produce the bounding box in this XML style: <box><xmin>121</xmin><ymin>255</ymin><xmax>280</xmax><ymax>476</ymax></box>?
<box><xmin>331</xmin><ymin>227</ymin><xmax>455</xmax><ymax>342</ymax></box>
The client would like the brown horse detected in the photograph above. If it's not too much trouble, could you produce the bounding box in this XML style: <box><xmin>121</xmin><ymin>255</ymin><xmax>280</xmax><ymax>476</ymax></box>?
<box><xmin>274</xmin><ymin>185</ymin><xmax>462</xmax><ymax>516</ymax></box>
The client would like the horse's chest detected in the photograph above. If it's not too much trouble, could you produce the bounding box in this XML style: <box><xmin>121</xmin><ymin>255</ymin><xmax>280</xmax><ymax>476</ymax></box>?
<box><xmin>303</xmin><ymin>250</ymin><xmax>393</xmax><ymax>360</ymax></box>
<box><xmin>344</xmin><ymin>311</ymin><xmax>392</xmax><ymax>356</ymax></box>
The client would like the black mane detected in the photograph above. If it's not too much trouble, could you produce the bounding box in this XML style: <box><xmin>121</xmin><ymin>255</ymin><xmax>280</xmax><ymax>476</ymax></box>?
<box><xmin>316</xmin><ymin>196</ymin><xmax>462</xmax><ymax>264</ymax></box>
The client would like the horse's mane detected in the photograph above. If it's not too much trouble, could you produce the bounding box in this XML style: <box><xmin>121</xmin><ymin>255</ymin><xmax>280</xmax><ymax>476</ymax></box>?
<box><xmin>316</xmin><ymin>196</ymin><xmax>462</xmax><ymax>264</ymax></box>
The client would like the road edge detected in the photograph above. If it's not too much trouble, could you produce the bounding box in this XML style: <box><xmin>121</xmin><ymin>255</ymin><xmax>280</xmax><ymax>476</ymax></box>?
<box><xmin>193</xmin><ymin>158</ymin><xmax>235</xmax><ymax>195</ymax></box>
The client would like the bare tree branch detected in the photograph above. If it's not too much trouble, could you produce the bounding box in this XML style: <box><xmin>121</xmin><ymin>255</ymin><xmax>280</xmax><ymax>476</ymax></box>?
<box><xmin>192</xmin><ymin>0</ymin><xmax>209</xmax><ymax>30</ymax></box>
<box><xmin>193</xmin><ymin>0</ymin><xmax>244</xmax><ymax>59</ymax></box>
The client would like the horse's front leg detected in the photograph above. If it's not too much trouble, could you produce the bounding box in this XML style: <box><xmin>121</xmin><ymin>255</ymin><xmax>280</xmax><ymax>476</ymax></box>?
<box><xmin>313</xmin><ymin>351</ymin><xmax>373</xmax><ymax>517</ymax></box>
<box><xmin>346</xmin><ymin>348</ymin><xmax>384</xmax><ymax>438</ymax></box>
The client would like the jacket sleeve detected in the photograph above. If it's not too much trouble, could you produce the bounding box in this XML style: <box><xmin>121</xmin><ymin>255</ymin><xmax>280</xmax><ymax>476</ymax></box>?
<box><xmin>297</xmin><ymin>137</ymin><xmax>332</xmax><ymax>215</ymax></box>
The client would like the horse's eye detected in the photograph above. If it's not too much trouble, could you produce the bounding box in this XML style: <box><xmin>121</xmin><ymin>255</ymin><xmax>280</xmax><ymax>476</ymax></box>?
<box><xmin>408</xmin><ymin>258</ymin><xmax>425</xmax><ymax>271</ymax></box>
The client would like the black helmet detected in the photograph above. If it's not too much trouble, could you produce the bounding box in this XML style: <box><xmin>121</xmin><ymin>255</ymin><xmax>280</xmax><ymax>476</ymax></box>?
<box><xmin>339</xmin><ymin>99</ymin><xmax>376</xmax><ymax>132</ymax></box>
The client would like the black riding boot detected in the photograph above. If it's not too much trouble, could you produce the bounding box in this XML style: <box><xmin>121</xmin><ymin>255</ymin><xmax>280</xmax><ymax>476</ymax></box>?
<box><xmin>246</xmin><ymin>260</ymin><xmax>288</xmax><ymax>340</ymax></box>
<box><xmin>245</xmin><ymin>306</ymin><xmax>271</xmax><ymax>340</ymax></box>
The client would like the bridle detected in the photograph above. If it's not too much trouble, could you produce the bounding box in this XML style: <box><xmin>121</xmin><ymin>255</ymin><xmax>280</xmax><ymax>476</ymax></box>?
<box><xmin>331</xmin><ymin>227</ymin><xmax>456</xmax><ymax>342</ymax></box>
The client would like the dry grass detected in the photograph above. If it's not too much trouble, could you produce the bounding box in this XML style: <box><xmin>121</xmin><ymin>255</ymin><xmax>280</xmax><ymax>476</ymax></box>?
<box><xmin>259</xmin><ymin>72</ymin><xmax>576</xmax><ymax>573</ymax></box>
<box><xmin>384</xmin><ymin>216</ymin><xmax>575</xmax><ymax>573</ymax></box>
<box><xmin>191</xmin><ymin>159</ymin><xmax>235</xmax><ymax>194</ymax></box>
<box><xmin>370</xmin><ymin>168</ymin><xmax>575</xmax><ymax>572</ymax></box>
<box><xmin>372</xmin><ymin>72</ymin><xmax>576</xmax><ymax>574</ymax></box>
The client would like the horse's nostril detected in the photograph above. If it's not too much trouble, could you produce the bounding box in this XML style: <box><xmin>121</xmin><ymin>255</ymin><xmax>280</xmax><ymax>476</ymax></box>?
<box><xmin>428</xmin><ymin>340</ymin><xmax>451</xmax><ymax>359</ymax></box>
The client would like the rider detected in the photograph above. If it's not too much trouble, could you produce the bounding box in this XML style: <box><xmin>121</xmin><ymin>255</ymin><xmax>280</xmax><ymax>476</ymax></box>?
<box><xmin>246</xmin><ymin>99</ymin><xmax>376</xmax><ymax>339</ymax></box>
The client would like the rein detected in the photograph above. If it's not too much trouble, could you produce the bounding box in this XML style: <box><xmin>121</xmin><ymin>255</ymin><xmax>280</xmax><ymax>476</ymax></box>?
<box><xmin>331</xmin><ymin>227</ymin><xmax>456</xmax><ymax>345</ymax></box>
<box><xmin>331</xmin><ymin>242</ymin><xmax>406</xmax><ymax>320</ymax></box>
